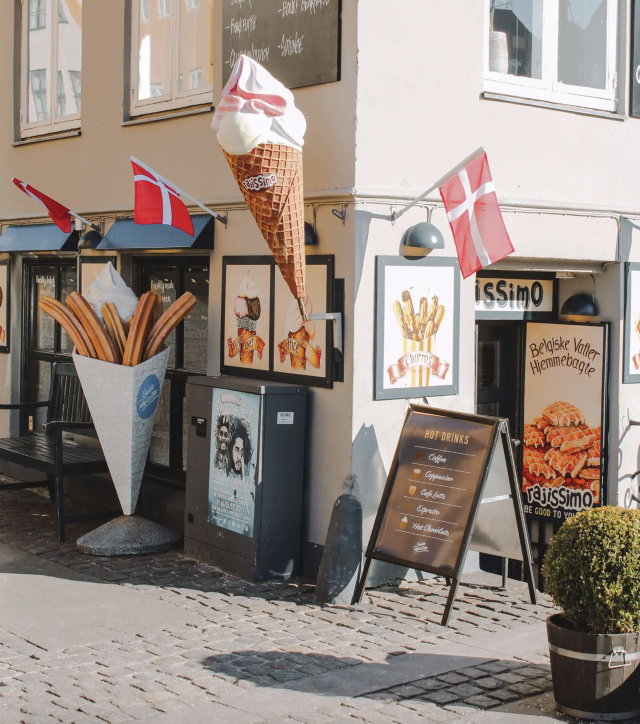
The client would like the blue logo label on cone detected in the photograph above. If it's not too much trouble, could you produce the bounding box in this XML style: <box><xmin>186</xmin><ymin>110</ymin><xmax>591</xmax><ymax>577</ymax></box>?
<box><xmin>137</xmin><ymin>374</ymin><xmax>161</xmax><ymax>420</ymax></box>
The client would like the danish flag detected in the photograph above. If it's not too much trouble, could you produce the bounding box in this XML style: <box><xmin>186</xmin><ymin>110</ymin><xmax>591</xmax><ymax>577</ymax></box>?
<box><xmin>439</xmin><ymin>151</ymin><xmax>514</xmax><ymax>279</ymax></box>
<box><xmin>12</xmin><ymin>178</ymin><xmax>72</xmax><ymax>233</ymax></box>
<box><xmin>131</xmin><ymin>157</ymin><xmax>194</xmax><ymax>236</ymax></box>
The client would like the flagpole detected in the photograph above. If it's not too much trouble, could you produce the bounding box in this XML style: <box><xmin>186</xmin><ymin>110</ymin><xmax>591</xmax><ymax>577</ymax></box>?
<box><xmin>69</xmin><ymin>212</ymin><xmax>101</xmax><ymax>233</ymax></box>
<box><xmin>130</xmin><ymin>156</ymin><xmax>228</xmax><ymax>227</ymax></box>
<box><xmin>391</xmin><ymin>146</ymin><xmax>485</xmax><ymax>222</ymax></box>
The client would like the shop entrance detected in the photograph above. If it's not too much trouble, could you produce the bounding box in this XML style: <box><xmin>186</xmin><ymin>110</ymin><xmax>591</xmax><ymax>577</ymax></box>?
<box><xmin>476</xmin><ymin>321</ymin><xmax>525</xmax><ymax>580</ymax></box>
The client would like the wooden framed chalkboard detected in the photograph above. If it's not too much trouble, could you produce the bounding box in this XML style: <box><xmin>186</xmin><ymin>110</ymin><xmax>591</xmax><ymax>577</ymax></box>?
<box><xmin>353</xmin><ymin>405</ymin><xmax>537</xmax><ymax>626</ymax></box>
<box><xmin>222</xmin><ymin>0</ymin><xmax>341</xmax><ymax>89</ymax></box>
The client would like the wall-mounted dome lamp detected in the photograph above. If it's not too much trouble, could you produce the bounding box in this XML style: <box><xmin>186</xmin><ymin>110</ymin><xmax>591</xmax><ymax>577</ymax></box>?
<box><xmin>560</xmin><ymin>276</ymin><xmax>600</xmax><ymax>322</ymax></box>
<box><xmin>400</xmin><ymin>222</ymin><xmax>445</xmax><ymax>259</ymax></box>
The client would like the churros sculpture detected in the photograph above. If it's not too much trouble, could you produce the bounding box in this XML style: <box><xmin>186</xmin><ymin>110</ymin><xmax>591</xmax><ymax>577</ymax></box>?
<box><xmin>39</xmin><ymin>291</ymin><xmax>196</xmax><ymax>368</ymax></box>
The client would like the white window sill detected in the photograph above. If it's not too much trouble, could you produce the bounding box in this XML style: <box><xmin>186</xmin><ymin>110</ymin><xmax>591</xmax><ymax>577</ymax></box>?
<box><xmin>481</xmin><ymin>92</ymin><xmax>625</xmax><ymax>121</ymax></box>
<box><xmin>122</xmin><ymin>104</ymin><xmax>214</xmax><ymax>126</ymax></box>
<box><xmin>14</xmin><ymin>129</ymin><xmax>82</xmax><ymax>146</ymax></box>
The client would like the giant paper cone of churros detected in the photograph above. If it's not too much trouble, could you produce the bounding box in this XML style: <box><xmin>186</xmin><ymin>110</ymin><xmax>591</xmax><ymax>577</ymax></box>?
<box><xmin>213</xmin><ymin>56</ymin><xmax>307</xmax><ymax>316</ymax></box>
<box><xmin>39</xmin><ymin>263</ymin><xmax>196</xmax><ymax>515</ymax></box>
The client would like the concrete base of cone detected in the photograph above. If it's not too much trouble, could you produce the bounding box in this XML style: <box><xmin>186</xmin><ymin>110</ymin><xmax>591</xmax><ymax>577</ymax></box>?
<box><xmin>77</xmin><ymin>516</ymin><xmax>182</xmax><ymax>557</ymax></box>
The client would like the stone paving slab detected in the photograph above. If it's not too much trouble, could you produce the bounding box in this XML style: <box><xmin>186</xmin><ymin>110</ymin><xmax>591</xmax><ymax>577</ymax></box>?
<box><xmin>0</xmin><ymin>484</ymin><xmax>564</xmax><ymax>724</ymax></box>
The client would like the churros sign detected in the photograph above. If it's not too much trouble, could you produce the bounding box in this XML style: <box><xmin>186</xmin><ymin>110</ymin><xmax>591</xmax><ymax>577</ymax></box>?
<box><xmin>388</xmin><ymin>290</ymin><xmax>450</xmax><ymax>385</ymax></box>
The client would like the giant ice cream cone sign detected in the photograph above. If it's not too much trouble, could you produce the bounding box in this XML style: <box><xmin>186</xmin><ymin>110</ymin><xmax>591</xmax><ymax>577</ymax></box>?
<box><xmin>74</xmin><ymin>348</ymin><xmax>169</xmax><ymax>514</ymax></box>
<box><xmin>213</xmin><ymin>56</ymin><xmax>307</xmax><ymax>314</ymax></box>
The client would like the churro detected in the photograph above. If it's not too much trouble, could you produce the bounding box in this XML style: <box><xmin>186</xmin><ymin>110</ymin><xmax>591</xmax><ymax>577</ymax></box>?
<box><xmin>39</xmin><ymin>297</ymin><xmax>97</xmax><ymax>358</ymax></box>
<box><xmin>102</xmin><ymin>302</ymin><xmax>127</xmax><ymax>360</ymax></box>
<box><xmin>392</xmin><ymin>300</ymin><xmax>411</xmax><ymax>340</ymax></box>
<box><xmin>66</xmin><ymin>292</ymin><xmax>119</xmax><ymax>363</ymax></box>
<box><xmin>122</xmin><ymin>292</ymin><xmax>156</xmax><ymax>367</ymax></box>
<box><xmin>144</xmin><ymin>292</ymin><xmax>197</xmax><ymax>361</ymax></box>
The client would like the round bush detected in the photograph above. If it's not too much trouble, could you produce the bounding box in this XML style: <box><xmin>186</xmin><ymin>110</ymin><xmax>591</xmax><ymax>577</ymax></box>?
<box><xmin>543</xmin><ymin>506</ymin><xmax>640</xmax><ymax>634</ymax></box>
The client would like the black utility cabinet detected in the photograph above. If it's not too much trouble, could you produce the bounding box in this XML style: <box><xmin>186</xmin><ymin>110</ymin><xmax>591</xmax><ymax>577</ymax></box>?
<box><xmin>184</xmin><ymin>376</ymin><xmax>308</xmax><ymax>581</ymax></box>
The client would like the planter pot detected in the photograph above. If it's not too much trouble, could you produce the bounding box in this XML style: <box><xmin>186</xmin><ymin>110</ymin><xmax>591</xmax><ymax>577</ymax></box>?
<box><xmin>488</xmin><ymin>31</ymin><xmax>509</xmax><ymax>74</ymax></box>
<box><xmin>547</xmin><ymin>614</ymin><xmax>640</xmax><ymax>720</ymax></box>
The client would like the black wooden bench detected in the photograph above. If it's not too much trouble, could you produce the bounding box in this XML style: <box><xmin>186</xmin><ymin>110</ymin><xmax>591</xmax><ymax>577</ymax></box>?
<box><xmin>0</xmin><ymin>361</ymin><xmax>116</xmax><ymax>541</ymax></box>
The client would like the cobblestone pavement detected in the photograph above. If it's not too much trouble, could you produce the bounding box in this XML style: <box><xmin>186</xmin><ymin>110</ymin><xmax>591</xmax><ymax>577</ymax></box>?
<box><xmin>0</xmin><ymin>482</ymin><xmax>564</xmax><ymax>724</ymax></box>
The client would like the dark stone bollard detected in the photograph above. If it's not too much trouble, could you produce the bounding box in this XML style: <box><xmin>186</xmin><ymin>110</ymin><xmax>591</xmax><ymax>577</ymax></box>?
<box><xmin>315</xmin><ymin>488</ymin><xmax>363</xmax><ymax>605</ymax></box>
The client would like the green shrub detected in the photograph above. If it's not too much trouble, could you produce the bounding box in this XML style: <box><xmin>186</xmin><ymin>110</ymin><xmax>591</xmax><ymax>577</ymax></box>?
<box><xmin>542</xmin><ymin>506</ymin><xmax>640</xmax><ymax>634</ymax></box>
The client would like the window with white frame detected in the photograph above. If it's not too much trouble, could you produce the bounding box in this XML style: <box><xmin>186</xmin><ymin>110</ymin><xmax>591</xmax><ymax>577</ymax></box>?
<box><xmin>22</xmin><ymin>0</ymin><xmax>82</xmax><ymax>137</ymax></box>
<box><xmin>130</xmin><ymin>0</ymin><xmax>213</xmax><ymax>116</ymax></box>
<box><xmin>484</xmin><ymin>0</ymin><xmax>619</xmax><ymax>112</ymax></box>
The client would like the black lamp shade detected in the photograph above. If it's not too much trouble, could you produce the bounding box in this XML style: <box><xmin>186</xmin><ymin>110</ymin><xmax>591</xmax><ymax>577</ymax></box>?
<box><xmin>304</xmin><ymin>222</ymin><xmax>318</xmax><ymax>246</ymax></box>
<box><xmin>78</xmin><ymin>230</ymin><xmax>103</xmax><ymax>250</ymax></box>
<box><xmin>401</xmin><ymin>222</ymin><xmax>445</xmax><ymax>256</ymax></box>
<box><xmin>560</xmin><ymin>292</ymin><xmax>599</xmax><ymax>317</ymax></box>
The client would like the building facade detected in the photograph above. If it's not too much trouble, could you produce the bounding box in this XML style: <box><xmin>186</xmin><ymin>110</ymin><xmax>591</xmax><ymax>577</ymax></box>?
<box><xmin>0</xmin><ymin>0</ymin><xmax>638</xmax><ymax>581</ymax></box>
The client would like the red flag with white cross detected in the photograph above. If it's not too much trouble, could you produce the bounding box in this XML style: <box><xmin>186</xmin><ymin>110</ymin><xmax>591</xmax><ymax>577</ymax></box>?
<box><xmin>131</xmin><ymin>157</ymin><xmax>194</xmax><ymax>236</ymax></box>
<box><xmin>439</xmin><ymin>151</ymin><xmax>514</xmax><ymax>279</ymax></box>
<box><xmin>12</xmin><ymin>178</ymin><xmax>73</xmax><ymax>233</ymax></box>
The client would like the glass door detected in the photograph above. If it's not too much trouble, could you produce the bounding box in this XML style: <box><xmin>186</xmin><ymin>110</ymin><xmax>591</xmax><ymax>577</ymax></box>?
<box><xmin>21</xmin><ymin>259</ymin><xmax>77</xmax><ymax>433</ymax></box>
<box><xmin>135</xmin><ymin>256</ymin><xmax>209</xmax><ymax>484</ymax></box>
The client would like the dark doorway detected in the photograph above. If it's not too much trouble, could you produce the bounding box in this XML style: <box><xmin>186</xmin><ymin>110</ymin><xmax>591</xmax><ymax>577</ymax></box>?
<box><xmin>476</xmin><ymin>321</ymin><xmax>524</xmax><ymax>580</ymax></box>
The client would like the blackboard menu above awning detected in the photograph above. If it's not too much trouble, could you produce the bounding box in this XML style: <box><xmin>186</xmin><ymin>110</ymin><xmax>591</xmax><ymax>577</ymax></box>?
<box><xmin>0</xmin><ymin>223</ymin><xmax>79</xmax><ymax>253</ymax></box>
<box><xmin>223</xmin><ymin>0</ymin><xmax>341</xmax><ymax>89</ymax></box>
<box><xmin>98</xmin><ymin>215</ymin><xmax>215</xmax><ymax>251</ymax></box>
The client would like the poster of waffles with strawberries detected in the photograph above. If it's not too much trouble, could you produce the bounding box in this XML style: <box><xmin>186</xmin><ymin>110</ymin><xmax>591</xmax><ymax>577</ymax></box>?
<box><xmin>522</xmin><ymin>322</ymin><xmax>607</xmax><ymax>523</ymax></box>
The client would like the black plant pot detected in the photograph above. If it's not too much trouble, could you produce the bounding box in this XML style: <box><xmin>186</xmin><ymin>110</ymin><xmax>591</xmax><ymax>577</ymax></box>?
<box><xmin>547</xmin><ymin>614</ymin><xmax>640</xmax><ymax>720</ymax></box>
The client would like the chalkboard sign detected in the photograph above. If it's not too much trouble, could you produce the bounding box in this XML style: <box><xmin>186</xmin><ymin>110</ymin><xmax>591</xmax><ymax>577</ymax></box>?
<box><xmin>353</xmin><ymin>405</ymin><xmax>537</xmax><ymax>626</ymax></box>
<box><xmin>632</xmin><ymin>1</ymin><xmax>640</xmax><ymax>118</ymax></box>
<box><xmin>222</xmin><ymin>0</ymin><xmax>341</xmax><ymax>90</ymax></box>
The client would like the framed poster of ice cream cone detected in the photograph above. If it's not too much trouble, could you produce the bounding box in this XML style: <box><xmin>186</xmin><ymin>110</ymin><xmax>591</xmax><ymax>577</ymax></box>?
<box><xmin>623</xmin><ymin>263</ymin><xmax>640</xmax><ymax>383</ymax></box>
<box><xmin>222</xmin><ymin>258</ymin><xmax>272</xmax><ymax>374</ymax></box>
<box><xmin>0</xmin><ymin>259</ymin><xmax>10</xmax><ymax>353</ymax></box>
<box><xmin>375</xmin><ymin>257</ymin><xmax>460</xmax><ymax>401</ymax></box>
<box><xmin>273</xmin><ymin>256</ymin><xmax>334</xmax><ymax>388</ymax></box>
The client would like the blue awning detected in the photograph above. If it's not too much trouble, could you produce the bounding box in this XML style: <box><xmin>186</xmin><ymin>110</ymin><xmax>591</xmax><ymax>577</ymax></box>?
<box><xmin>0</xmin><ymin>223</ymin><xmax>79</xmax><ymax>252</ymax></box>
<box><xmin>98</xmin><ymin>214</ymin><xmax>215</xmax><ymax>251</ymax></box>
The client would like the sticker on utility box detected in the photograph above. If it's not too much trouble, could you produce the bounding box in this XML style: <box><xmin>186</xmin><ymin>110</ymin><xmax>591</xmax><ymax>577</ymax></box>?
<box><xmin>277</xmin><ymin>412</ymin><xmax>294</xmax><ymax>425</ymax></box>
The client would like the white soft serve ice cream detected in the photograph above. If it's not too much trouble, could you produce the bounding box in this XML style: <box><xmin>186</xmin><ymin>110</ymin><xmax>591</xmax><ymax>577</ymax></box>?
<box><xmin>212</xmin><ymin>55</ymin><xmax>306</xmax><ymax>155</ymax></box>
<box><xmin>85</xmin><ymin>262</ymin><xmax>139</xmax><ymax>322</ymax></box>
<box><xmin>285</xmin><ymin>296</ymin><xmax>315</xmax><ymax>338</ymax></box>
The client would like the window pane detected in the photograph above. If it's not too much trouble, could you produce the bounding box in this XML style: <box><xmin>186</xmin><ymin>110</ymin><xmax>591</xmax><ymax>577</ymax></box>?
<box><xmin>27</xmin><ymin>0</ymin><xmax>52</xmax><ymax>123</ymax></box>
<box><xmin>178</xmin><ymin>0</ymin><xmax>213</xmax><ymax>92</ymax></box>
<box><xmin>489</xmin><ymin>0</ymin><xmax>543</xmax><ymax>79</ymax></box>
<box><xmin>183</xmin><ymin>266</ymin><xmax>209</xmax><ymax>370</ymax></box>
<box><xmin>149</xmin><ymin>379</ymin><xmax>171</xmax><ymax>466</ymax></box>
<box><xmin>558</xmin><ymin>0</ymin><xmax>607</xmax><ymax>89</ymax></box>
<box><xmin>59</xmin><ymin>266</ymin><xmax>77</xmax><ymax>354</ymax></box>
<box><xmin>33</xmin><ymin>267</ymin><xmax>56</xmax><ymax>351</ymax></box>
<box><xmin>32</xmin><ymin>360</ymin><xmax>52</xmax><ymax>431</ymax></box>
<box><xmin>57</xmin><ymin>0</ymin><xmax>82</xmax><ymax>118</ymax></box>
<box><xmin>138</xmin><ymin>0</ymin><xmax>172</xmax><ymax>101</ymax></box>
<box><xmin>148</xmin><ymin>269</ymin><xmax>178</xmax><ymax>367</ymax></box>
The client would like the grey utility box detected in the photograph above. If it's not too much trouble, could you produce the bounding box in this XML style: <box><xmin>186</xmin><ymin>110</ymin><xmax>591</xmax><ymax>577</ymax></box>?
<box><xmin>184</xmin><ymin>376</ymin><xmax>308</xmax><ymax>581</ymax></box>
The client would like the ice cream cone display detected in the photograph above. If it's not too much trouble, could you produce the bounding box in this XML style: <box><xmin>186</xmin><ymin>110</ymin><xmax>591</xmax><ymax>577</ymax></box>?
<box><xmin>278</xmin><ymin>295</ymin><xmax>322</xmax><ymax>372</ymax></box>
<box><xmin>212</xmin><ymin>55</ymin><xmax>307</xmax><ymax>308</ymax></box>
<box><xmin>228</xmin><ymin>271</ymin><xmax>265</xmax><ymax>365</ymax></box>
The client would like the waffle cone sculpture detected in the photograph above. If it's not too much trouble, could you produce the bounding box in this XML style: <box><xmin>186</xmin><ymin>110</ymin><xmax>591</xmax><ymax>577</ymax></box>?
<box><xmin>213</xmin><ymin>55</ymin><xmax>307</xmax><ymax>314</ymax></box>
<box><xmin>222</xmin><ymin>145</ymin><xmax>305</xmax><ymax>301</ymax></box>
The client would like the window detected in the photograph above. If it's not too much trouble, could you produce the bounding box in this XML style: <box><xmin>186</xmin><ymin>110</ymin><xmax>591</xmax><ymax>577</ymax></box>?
<box><xmin>30</xmin><ymin>0</ymin><xmax>46</xmax><ymax>30</ymax></box>
<box><xmin>130</xmin><ymin>0</ymin><xmax>213</xmax><ymax>116</ymax></box>
<box><xmin>22</xmin><ymin>0</ymin><xmax>82</xmax><ymax>137</ymax></box>
<box><xmin>22</xmin><ymin>260</ymin><xmax>77</xmax><ymax>434</ymax></box>
<box><xmin>484</xmin><ymin>0</ymin><xmax>618</xmax><ymax>112</ymax></box>
<box><xmin>136</xmin><ymin>258</ymin><xmax>210</xmax><ymax>482</ymax></box>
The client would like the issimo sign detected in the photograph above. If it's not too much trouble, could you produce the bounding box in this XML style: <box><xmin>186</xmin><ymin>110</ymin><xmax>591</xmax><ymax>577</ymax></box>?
<box><xmin>521</xmin><ymin>322</ymin><xmax>608</xmax><ymax>524</ymax></box>
<box><xmin>475</xmin><ymin>272</ymin><xmax>556</xmax><ymax>320</ymax></box>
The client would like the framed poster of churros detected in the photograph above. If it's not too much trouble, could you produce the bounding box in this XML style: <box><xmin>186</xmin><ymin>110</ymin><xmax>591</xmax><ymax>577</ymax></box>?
<box><xmin>0</xmin><ymin>259</ymin><xmax>10</xmax><ymax>353</ymax></box>
<box><xmin>375</xmin><ymin>257</ymin><xmax>460</xmax><ymax>401</ymax></box>
<box><xmin>623</xmin><ymin>263</ymin><xmax>640</xmax><ymax>383</ymax></box>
